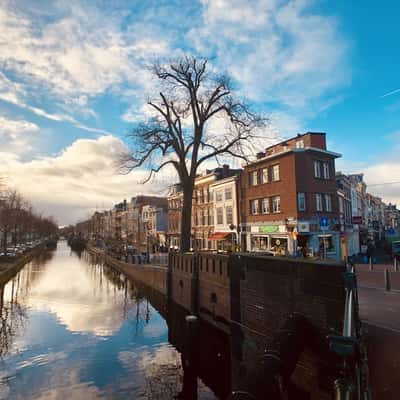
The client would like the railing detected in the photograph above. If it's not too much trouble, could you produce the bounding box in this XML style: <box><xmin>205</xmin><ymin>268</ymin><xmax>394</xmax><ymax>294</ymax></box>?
<box><xmin>329</xmin><ymin>261</ymin><xmax>371</xmax><ymax>400</ymax></box>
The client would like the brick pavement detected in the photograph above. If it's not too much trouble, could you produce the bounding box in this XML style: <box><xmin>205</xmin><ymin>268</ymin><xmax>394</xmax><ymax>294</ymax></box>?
<box><xmin>358</xmin><ymin>287</ymin><xmax>400</xmax><ymax>399</ymax></box>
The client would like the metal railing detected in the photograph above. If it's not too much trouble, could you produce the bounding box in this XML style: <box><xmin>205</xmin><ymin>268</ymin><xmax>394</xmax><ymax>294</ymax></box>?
<box><xmin>329</xmin><ymin>262</ymin><xmax>371</xmax><ymax>400</ymax></box>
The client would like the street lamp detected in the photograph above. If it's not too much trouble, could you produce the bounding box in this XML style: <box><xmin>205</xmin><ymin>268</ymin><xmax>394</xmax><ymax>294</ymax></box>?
<box><xmin>229</xmin><ymin>223</ymin><xmax>236</xmax><ymax>252</ymax></box>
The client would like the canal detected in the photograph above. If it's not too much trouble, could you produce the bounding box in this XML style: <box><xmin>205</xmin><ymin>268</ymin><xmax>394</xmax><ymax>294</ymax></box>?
<box><xmin>0</xmin><ymin>241</ymin><xmax>230</xmax><ymax>399</ymax></box>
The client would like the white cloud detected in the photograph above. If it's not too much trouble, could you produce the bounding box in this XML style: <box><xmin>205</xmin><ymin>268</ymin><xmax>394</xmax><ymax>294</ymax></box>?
<box><xmin>0</xmin><ymin>3</ymin><xmax>169</xmax><ymax>101</ymax></box>
<box><xmin>3</xmin><ymin>135</ymin><xmax>177</xmax><ymax>225</ymax></box>
<box><xmin>0</xmin><ymin>116</ymin><xmax>39</xmax><ymax>155</ymax></box>
<box><xmin>189</xmin><ymin>0</ymin><xmax>349</xmax><ymax>109</ymax></box>
<box><xmin>339</xmin><ymin>138</ymin><xmax>400</xmax><ymax>206</ymax></box>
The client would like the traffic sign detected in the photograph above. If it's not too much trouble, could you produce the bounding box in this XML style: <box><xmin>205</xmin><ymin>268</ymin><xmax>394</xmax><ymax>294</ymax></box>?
<box><xmin>320</xmin><ymin>217</ymin><xmax>328</xmax><ymax>227</ymax></box>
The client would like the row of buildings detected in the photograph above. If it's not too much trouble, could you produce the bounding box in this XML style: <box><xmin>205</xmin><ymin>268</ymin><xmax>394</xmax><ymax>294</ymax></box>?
<box><xmin>82</xmin><ymin>132</ymin><xmax>399</xmax><ymax>260</ymax></box>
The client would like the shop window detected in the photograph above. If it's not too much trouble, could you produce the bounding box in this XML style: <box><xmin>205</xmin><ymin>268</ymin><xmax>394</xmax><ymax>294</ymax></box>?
<box><xmin>271</xmin><ymin>165</ymin><xmax>280</xmax><ymax>181</ymax></box>
<box><xmin>217</xmin><ymin>207</ymin><xmax>224</xmax><ymax>224</ymax></box>
<box><xmin>272</xmin><ymin>196</ymin><xmax>281</xmax><ymax>213</ymax></box>
<box><xmin>226</xmin><ymin>206</ymin><xmax>233</xmax><ymax>225</ymax></box>
<box><xmin>271</xmin><ymin>237</ymin><xmax>288</xmax><ymax>256</ymax></box>
<box><xmin>298</xmin><ymin>192</ymin><xmax>306</xmax><ymax>211</ymax></box>
<box><xmin>225</xmin><ymin>187</ymin><xmax>232</xmax><ymax>200</ymax></box>
<box><xmin>316</xmin><ymin>193</ymin><xmax>323</xmax><ymax>211</ymax></box>
<box><xmin>250</xmin><ymin>199</ymin><xmax>259</xmax><ymax>215</ymax></box>
<box><xmin>261</xmin><ymin>198</ymin><xmax>270</xmax><ymax>214</ymax></box>
<box><xmin>318</xmin><ymin>235</ymin><xmax>334</xmax><ymax>255</ymax></box>
<box><xmin>251</xmin><ymin>236</ymin><xmax>268</xmax><ymax>251</ymax></box>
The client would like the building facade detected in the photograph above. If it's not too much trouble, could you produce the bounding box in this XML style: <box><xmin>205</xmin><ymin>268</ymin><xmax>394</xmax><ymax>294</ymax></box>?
<box><xmin>209</xmin><ymin>174</ymin><xmax>240</xmax><ymax>251</ymax></box>
<box><xmin>240</xmin><ymin>132</ymin><xmax>342</xmax><ymax>259</ymax></box>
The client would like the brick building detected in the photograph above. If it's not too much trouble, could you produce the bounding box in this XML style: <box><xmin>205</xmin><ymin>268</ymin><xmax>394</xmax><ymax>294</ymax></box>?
<box><xmin>167</xmin><ymin>165</ymin><xmax>240</xmax><ymax>251</ymax></box>
<box><xmin>167</xmin><ymin>184</ymin><xmax>183</xmax><ymax>249</ymax></box>
<box><xmin>209</xmin><ymin>173</ymin><xmax>240</xmax><ymax>251</ymax></box>
<box><xmin>129</xmin><ymin>195</ymin><xmax>168</xmax><ymax>251</ymax></box>
<box><xmin>336</xmin><ymin>173</ymin><xmax>359</xmax><ymax>258</ymax></box>
<box><xmin>240</xmin><ymin>132</ymin><xmax>342</xmax><ymax>259</ymax></box>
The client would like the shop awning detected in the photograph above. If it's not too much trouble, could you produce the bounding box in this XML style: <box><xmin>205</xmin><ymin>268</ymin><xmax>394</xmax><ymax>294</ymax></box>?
<box><xmin>209</xmin><ymin>232</ymin><xmax>232</xmax><ymax>240</ymax></box>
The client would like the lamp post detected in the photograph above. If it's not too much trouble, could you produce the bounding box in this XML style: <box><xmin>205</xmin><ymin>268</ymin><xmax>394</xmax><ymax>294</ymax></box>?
<box><xmin>229</xmin><ymin>223</ymin><xmax>236</xmax><ymax>253</ymax></box>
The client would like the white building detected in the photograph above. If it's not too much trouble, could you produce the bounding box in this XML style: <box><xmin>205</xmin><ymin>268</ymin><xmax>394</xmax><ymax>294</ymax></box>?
<box><xmin>209</xmin><ymin>174</ymin><xmax>240</xmax><ymax>251</ymax></box>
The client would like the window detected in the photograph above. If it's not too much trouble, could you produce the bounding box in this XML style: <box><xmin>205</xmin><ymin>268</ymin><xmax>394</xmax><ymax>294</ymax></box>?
<box><xmin>261</xmin><ymin>198</ymin><xmax>270</xmax><ymax>214</ymax></box>
<box><xmin>203</xmin><ymin>208</ymin><xmax>208</xmax><ymax>225</ymax></box>
<box><xmin>272</xmin><ymin>196</ymin><xmax>281</xmax><ymax>213</ymax></box>
<box><xmin>215</xmin><ymin>190</ymin><xmax>223</xmax><ymax>202</ymax></box>
<box><xmin>338</xmin><ymin>196</ymin><xmax>344</xmax><ymax>213</ymax></box>
<box><xmin>204</xmin><ymin>188</ymin><xmax>209</xmax><ymax>203</ymax></box>
<box><xmin>226</xmin><ymin>206</ymin><xmax>233</xmax><ymax>225</ymax></box>
<box><xmin>316</xmin><ymin>193</ymin><xmax>323</xmax><ymax>211</ymax></box>
<box><xmin>209</xmin><ymin>208</ymin><xmax>214</xmax><ymax>225</ymax></box>
<box><xmin>271</xmin><ymin>165</ymin><xmax>280</xmax><ymax>181</ymax></box>
<box><xmin>225</xmin><ymin>187</ymin><xmax>232</xmax><ymax>200</ymax></box>
<box><xmin>216</xmin><ymin>207</ymin><xmax>223</xmax><ymax>224</ymax></box>
<box><xmin>298</xmin><ymin>192</ymin><xmax>306</xmax><ymax>211</ymax></box>
<box><xmin>325</xmin><ymin>194</ymin><xmax>332</xmax><ymax>212</ymax></box>
<box><xmin>250</xmin><ymin>171</ymin><xmax>258</xmax><ymax>186</ymax></box>
<box><xmin>323</xmin><ymin>162</ymin><xmax>330</xmax><ymax>179</ymax></box>
<box><xmin>250</xmin><ymin>199</ymin><xmax>259</xmax><ymax>215</ymax></box>
<box><xmin>296</xmin><ymin>140</ymin><xmax>304</xmax><ymax>148</ymax></box>
<box><xmin>314</xmin><ymin>161</ymin><xmax>321</xmax><ymax>178</ymax></box>
<box><xmin>262</xmin><ymin>168</ymin><xmax>269</xmax><ymax>184</ymax></box>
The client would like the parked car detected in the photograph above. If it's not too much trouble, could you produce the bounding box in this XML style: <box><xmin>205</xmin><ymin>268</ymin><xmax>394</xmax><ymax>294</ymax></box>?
<box><xmin>6</xmin><ymin>250</ymin><xmax>17</xmax><ymax>258</ymax></box>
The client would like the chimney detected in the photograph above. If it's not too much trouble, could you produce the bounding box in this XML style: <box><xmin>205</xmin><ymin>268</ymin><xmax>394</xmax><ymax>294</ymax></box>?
<box><xmin>222</xmin><ymin>164</ymin><xmax>230</xmax><ymax>177</ymax></box>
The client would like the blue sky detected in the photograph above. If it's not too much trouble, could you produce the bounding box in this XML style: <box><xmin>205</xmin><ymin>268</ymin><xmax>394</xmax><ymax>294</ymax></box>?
<box><xmin>0</xmin><ymin>0</ymin><xmax>399</xmax><ymax>224</ymax></box>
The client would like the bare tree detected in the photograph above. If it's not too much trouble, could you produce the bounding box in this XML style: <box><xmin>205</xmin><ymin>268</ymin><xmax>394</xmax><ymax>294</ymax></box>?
<box><xmin>122</xmin><ymin>56</ymin><xmax>267</xmax><ymax>252</ymax></box>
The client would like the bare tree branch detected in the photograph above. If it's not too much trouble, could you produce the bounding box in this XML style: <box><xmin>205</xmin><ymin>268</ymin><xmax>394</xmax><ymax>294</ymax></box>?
<box><xmin>122</xmin><ymin>56</ymin><xmax>269</xmax><ymax>251</ymax></box>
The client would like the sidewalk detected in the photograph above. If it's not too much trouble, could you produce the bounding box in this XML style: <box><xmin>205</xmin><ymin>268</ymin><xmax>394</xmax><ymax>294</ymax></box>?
<box><xmin>356</xmin><ymin>262</ymin><xmax>400</xmax><ymax>291</ymax></box>
<box><xmin>358</xmin><ymin>287</ymin><xmax>400</xmax><ymax>399</ymax></box>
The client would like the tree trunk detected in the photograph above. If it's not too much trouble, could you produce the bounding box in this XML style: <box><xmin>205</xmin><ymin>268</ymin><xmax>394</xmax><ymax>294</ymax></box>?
<box><xmin>180</xmin><ymin>179</ymin><xmax>194</xmax><ymax>253</ymax></box>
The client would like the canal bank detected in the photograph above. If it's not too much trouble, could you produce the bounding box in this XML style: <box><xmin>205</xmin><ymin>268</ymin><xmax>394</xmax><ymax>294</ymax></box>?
<box><xmin>87</xmin><ymin>244</ymin><xmax>168</xmax><ymax>296</ymax></box>
<box><xmin>0</xmin><ymin>244</ymin><xmax>45</xmax><ymax>285</ymax></box>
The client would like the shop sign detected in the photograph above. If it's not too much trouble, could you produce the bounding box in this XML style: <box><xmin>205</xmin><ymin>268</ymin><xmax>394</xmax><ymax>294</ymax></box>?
<box><xmin>352</xmin><ymin>216</ymin><xmax>363</xmax><ymax>225</ymax></box>
<box><xmin>278</xmin><ymin>225</ymin><xmax>287</xmax><ymax>233</ymax></box>
<box><xmin>250</xmin><ymin>226</ymin><xmax>260</xmax><ymax>233</ymax></box>
<box><xmin>259</xmin><ymin>225</ymin><xmax>279</xmax><ymax>234</ymax></box>
<box><xmin>298</xmin><ymin>222</ymin><xmax>310</xmax><ymax>233</ymax></box>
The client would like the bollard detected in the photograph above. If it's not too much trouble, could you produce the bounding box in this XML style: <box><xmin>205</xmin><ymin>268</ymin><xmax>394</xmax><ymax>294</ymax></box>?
<box><xmin>178</xmin><ymin>315</ymin><xmax>199</xmax><ymax>400</ymax></box>
<box><xmin>394</xmin><ymin>257</ymin><xmax>398</xmax><ymax>272</ymax></box>
<box><xmin>385</xmin><ymin>269</ymin><xmax>391</xmax><ymax>291</ymax></box>
<box><xmin>369</xmin><ymin>256</ymin><xmax>373</xmax><ymax>271</ymax></box>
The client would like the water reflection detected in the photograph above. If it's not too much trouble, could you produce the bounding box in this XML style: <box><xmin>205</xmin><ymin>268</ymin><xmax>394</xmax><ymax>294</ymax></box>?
<box><xmin>0</xmin><ymin>241</ymin><xmax>219</xmax><ymax>399</ymax></box>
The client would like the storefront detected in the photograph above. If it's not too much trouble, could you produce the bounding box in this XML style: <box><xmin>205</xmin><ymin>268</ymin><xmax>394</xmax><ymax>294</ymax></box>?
<box><xmin>247</xmin><ymin>224</ymin><xmax>292</xmax><ymax>255</ymax></box>
<box><xmin>209</xmin><ymin>231</ymin><xmax>236</xmax><ymax>251</ymax></box>
<box><xmin>297</xmin><ymin>220</ymin><xmax>341</xmax><ymax>260</ymax></box>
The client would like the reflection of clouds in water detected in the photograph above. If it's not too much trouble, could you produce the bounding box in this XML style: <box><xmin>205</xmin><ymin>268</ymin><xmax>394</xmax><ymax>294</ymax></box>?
<box><xmin>16</xmin><ymin>351</ymin><xmax>68</xmax><ymax>369</ymax></box>
<box><xmin>32</xmin><ymin>367</ymin><xmax>102</xmax><ymax>400</ymax></box>
<box><xmin>17</xmin><ymin>254</ymin><xmax>135</xmax><ymax>336</ymax></box>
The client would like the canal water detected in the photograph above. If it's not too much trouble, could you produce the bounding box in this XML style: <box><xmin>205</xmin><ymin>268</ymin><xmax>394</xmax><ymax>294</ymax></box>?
<box><xmin>0</xmin><ymin>241</ymin><xmax>230</xmax><ymax>399</ymax></box>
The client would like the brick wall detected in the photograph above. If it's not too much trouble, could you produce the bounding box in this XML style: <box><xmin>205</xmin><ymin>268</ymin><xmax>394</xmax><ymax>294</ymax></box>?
<box><xmin>229</xmin><ymin>254</ymin><xmax>346</xmax><ymax>399</ymax></box>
